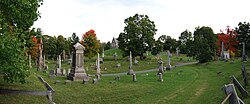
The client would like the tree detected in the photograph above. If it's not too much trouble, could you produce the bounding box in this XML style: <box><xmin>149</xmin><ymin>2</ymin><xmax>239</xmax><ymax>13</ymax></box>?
<box><xmin>217</xmin><ymin>26</ymin><xmax>238</xmax><ymax>57</ymax></box>
<box><xmin>80</xmin><ymin>29</ymin><xmax>101</xmax><ymax>59</ymax></box>
<box><xmin>192</xmin><ymin>26</ymin><xmax>217</xmax><ymax>63</ymax></box>
<box><xmin>70</xmin><ymin>33</ymin><xmax>79</xmax><ymax>52</ymax></box>
<box><xmin>0</xmin><ymin>0</ymin><xmax>43</xmax><ymax>83</ymax></box>
<box><xmin>158</xmin><ymin>35</ymin><xmax>178</xmax><ymax>52</ymax></box>
<box><xmin>235</xmin><ymin>22</ymin><xmax>250</xmax><ymax>56</ymax></box>
<box><xmin>105</xmin><ymin>41</ymin><xmax>111</xmax><ymax>50</ymax></box>
<box><xmin>151</xmin><ymin>40</ymin><xmax>163</xmax><ymax>55</ymax></box>
<box><xmin>179</xmin><ymin>30</ymin><xmax>193</xmax><ymax>54</ymax></box>
<box><xmin>117</xmin><ymin>14</ymin><xmax>157</xmax><ymax>59</ymax></box>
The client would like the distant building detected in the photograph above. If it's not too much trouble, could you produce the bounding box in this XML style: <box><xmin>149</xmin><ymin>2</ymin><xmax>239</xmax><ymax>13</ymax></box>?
<box><xmin>111</xmin><ymin>37</ymin><xmax>118</xmax><ymax>48</ymax></box>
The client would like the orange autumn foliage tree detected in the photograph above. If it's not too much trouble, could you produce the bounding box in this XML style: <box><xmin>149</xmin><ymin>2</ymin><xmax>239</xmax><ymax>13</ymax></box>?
<box><xmin>80</xmin><ymin>29</ymin><xmax>101</xmax><ymax>59</ymax></box>
<box><xmin>28</xmin><ymin>36</ymin><xmax>40</xmax><ymax>61</ymax></box>
<box><xmin>217</xmin><ymin>27</ymin><xmax>239</xmax><ymax>57</ymax></box>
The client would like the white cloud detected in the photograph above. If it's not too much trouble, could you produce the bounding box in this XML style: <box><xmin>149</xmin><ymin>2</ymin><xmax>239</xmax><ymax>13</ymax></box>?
<box><xmin>33</xmin><ymin>0</ymin><xmax>250</xmax><ymax>42</ymax></box>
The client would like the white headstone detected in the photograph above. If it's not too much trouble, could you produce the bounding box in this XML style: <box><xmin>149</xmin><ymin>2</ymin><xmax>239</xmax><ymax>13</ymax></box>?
<box><xmin>166</xmin><ymin>50</ymin><xmax>172</xmax><ymax>70</ymax></box>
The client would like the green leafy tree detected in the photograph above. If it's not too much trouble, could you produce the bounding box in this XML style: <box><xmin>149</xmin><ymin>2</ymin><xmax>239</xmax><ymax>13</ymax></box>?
<box><xmin>192</xmin><ymin>26</ymin><xmax>217</xmax><ymax>63</ymax></box>
<box><xmin>105</xmin><ymin>41</ymin><xmax>111</xmax><ymax>50</ymax></box>
<box><xmin>151</xmin><ymin>40</ymin><xmax>163</xmax><ymax>55</ymax></box>
<box><xmin>158</xmin><ymin>35</ymin><xmax>178</xmax><ymax>52</ymax></box>
<box><xmin>81</xmin><ymin>29</ymin><xmax>101</xmax><ymax>59</ymax></box>
<box><xmin>179</xmin><ymin>30</ymin><xmax>193</xmax><ymax>54</ymax></box>
<box><xmin>117</xmin><ymin>14</ymin><xmax>157</xmax><ymax>59</ymax></box>
<box><xmin>235</xmin><ymin>22</ymin><xmax>250</xmax><ymax>56</ymax></box>
<box><xmin>70</xmin><ymin>32</ymin><xmax>79</xmax><ymax>52</ymax></box>
<box><xmin>0</xmin><ymin>0</ymin><xmax>43</xmax><ymax>83</ymax></box>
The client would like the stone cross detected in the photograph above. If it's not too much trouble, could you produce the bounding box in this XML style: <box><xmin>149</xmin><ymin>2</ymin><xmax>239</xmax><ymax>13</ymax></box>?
<box><xmin>242</xmin><ymin>42</ymin><xmax>247</xmax><ymax>61</ymax></box>
<box><xmin>29</xmin><ymin>54</ymin><xmax>32</xmax><ymax>69</ymax></box>
<box><xmin>67</xmin><ymin>43</ymin><xmax>87</xmax><ymax>81</ymax></box>
<box><xmin>176</xmin><ymin>47</ymin><xmax>179</xmax><ymax>58</ymax></box>
<box><xmin>96</xmin><ymin>53</ymin><xmax>101</xmax><ymax>75</ymax></box>
<box><xmin>127</xmin><ymin>51</ymin><xmax>135</xmax><ymax>75</ymax></box>
<box><xmin>220</xmin><ymin>41</ymin><xmax>225</xmax><ymax>60</ymax></box>
<box><xmin>38</xmin><ymin>38</ymin><xmax>44</xmax><ymax>71</ymax></box>
<box><xmin>166</xmin><ymin>50</ymin><xmax>172</xmax><ymax>70</ymax></box>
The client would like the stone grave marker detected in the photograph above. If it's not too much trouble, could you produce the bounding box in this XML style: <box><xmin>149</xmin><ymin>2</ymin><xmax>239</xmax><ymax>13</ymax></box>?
<box><xmin>157</xmin><ymin>58</ymin><xmax>164</xmax><ymax>74</ymax></box>
<box><xmin>220</xmin><ymin>41</ymin><xmax>225</xmax><ymax>60</ymax></box>
<box><xmin>166</xmin><ymin>50</ymin><xmax>172</xmax><ymax>70</ymax></box>
<box><xmin>115</xmin><ymin>76</ymin><xmax>120</xmax><ymax>80</ymax></box>
<box><xmin>134</xmin><ymin>59</ymin><xmax>138</xmax><ymax>65</ymax></box>
<box><xmin>67</xmin><ymin>43</ymin><xmax>87</xmax><ymax>81</ymax></box>
<box><xmin>62</xmin><ymin>69</ymin><xmax>66</xmax><ymax>76</ymax></box>
<box><xmin>133</xmin><ymin>74</ymin><xmax>137</xmax><ymax>82</ymax></box>
<box><xmin>93</xmin><ymin>78</ymin><xmax>98</xmax><ymax>84</ymax></box>
<box><xmin>176</xmin><ymin>47</ymin><xmax>179</xmax><ymax>58</ymax></box>
<box><xmin>127</xmin><ymin>51</ymin><xmax>135</xmax><ymax>75</ymax></box>
<box><xmin>159</xmin><ymin>73</ymin><xmax>163</xmax><ymax>82</ymax></box>
<box><xmin>29</xmin><ymin>54</ymin><xmax>32</xmax><ymax>69</ymax></box>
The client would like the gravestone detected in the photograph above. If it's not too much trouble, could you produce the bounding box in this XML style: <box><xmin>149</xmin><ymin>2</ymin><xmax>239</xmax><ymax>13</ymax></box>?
<box><xmin>38</xmin><ymin>38</ymin><xmax>44</xmax><ymax>71</ymax></box>
<box><xmin>242</xmin><ymin>42</ymin><xmax>247</xmax><ymax>61</ymax></box>
<box><xmin>43</xmin><ymin>55</ymin><xmax>46</xmax><ymax>68</ymax></box>
<box><xmin>62</xmin><ymin>69</ymin><xmax>66</xmax><ymax>76</ymax></box>
<box><xmin>166</xmin><ymin>50</ymin><xmax>172</xmax><ymax>70</ymax></box>
<box><xmin>63</xmin><ymin>50</ymin><xmax>66</xmax><ymax>61</ymax></box>
<box><xmin>67</xmin><ymin>69</ymin><xmax>71</xmax><ymax>76</ymax></box>
<box><xmin>93</xmin><ymin>78</ymin><xmax>98</xmax><ymax>84</ymax></box>
<box><xmin>176</xmin><ymin>47</ymin><xmax>179</xmax><ymax>58</ymax></box>
<box><xmin>96</xmin><ymin>53</ymin><xmax>101</xmax><ymax>76</ymax></box>
<box><xmin>67</xmin><ymin>43</ymin><xmax>87</xmax><ymax>81</ymax></box>
<box><xmin>157</xmin><ymin>58</ymin><xmax>164</xmax><ymax>74</ymax></box>
<box><xmin>29</xmin><ymin>54</ymin><xmax>32</xmax><ymax>69</ymax></box>
<box><xmin>159</xmin><ymin>73</ymin><xmax>163</xmax><ymax>82</ymax></box>
<box><xmin>56</xmin><ymin>68</ymin><xmax>61</xmax><ymax>76</ymax></box>
<box><xmin>96</xmin><ymin>74</ymin><xmax>101</xmax><ymax>80</ymax></box>
<box><xmin>133</xmin><ymin>74</ymin><xmax>137</xmax><ymax>82</ymax></box>
<box><xmin>134</xmin><ymin>59</ymin><xmax>138</xmax><ymax>65</ymax></box>
<box><xmin>116</xmin><ymin>63</ymin><xmax>121</xmax><ymax>68</ymax></box>
<box><xmin>127</xmin><ymin>51</ymin><xmax>135</xmax><ymax>75</ymax></box>
<box><xmin>220</xmin><ymin>41</ymin><xmax>225</xmax><ymax>60</ymax></box>
<box><xmin>82</xmin><ymin>76</ymin><xmax>89</xmax><ymax>84</ymax></box>
<box><xmin>58</xmin><ymin>55</ymin><xmax>61</xmax><ymax>69</ymax></box>
<box><xmin>223</xmin><ymin>84</ymin><xmax>243</xmax><ymax>104</ymax></box>
<box><xmin>49</xmin><ymin>70</ymin><xmax>55</xmax><ymax>79</ymax></box>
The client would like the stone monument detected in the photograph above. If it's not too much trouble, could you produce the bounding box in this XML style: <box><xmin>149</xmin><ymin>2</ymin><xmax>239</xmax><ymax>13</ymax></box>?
<box><xmin>158</xmin><ymin>58</ymin><xmax>164</xmax><ymax>74</ymax></box>
<box><xmin>242</xmin><ymin>42</ymin><xmax>247</xmax><ymax>61</ymax></box>
<box><xmin>96</xmin><ymin>53</ymin><xmax>101</xmax><ymax>80</ymax></box>
<box><xmin>176</xmin><ymin>47</ymin><xmax>179</xmax><ymax>58</ymax></box>
<box><xmin>166</xmin><ymin>50</ymin><xmax>172</xmax><ymax>70</ymax></box>
<box><xmin>220</xmin><ymin>41</ymin><xmax>225</xmax><ymax>60</ymax></box>
<box><xmin>67</xmin><ymin>43</ymin><xmax>87</xmax><ymax>81</ymax></box>
<box><xmin>127</xmin><ymin>51</ymin><xmax>135</xmax><ymax>75</ymax></box>
<box><xmin>38</xmin><ymin>38</ymin><xmax>44</xmax><ymax>71</ymax></box>
<box><xmin>56</xmin><ymin>55</ymin><xmax>62</xmax><ymax>76</ymax></box>
<box><xmin>29</xmin><ymin>54</ymin><xmax>32</xmax><ymax>69</ymax></box>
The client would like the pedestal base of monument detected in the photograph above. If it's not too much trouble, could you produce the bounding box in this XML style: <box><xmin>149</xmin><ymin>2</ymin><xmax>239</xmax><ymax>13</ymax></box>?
<box><xmin>67</xmin><ymin>72</ymin><xmax>88</xmax><ymax>81</ymax></box>
<box><xmin>127</xmin><ymin>69</ymin><xmax>135</xmax><ymax>75</ymax></box>
<box><xmin>166</xmin><ymin>65</ymin><xmax>172</xmax><ymax>70</ymax></box>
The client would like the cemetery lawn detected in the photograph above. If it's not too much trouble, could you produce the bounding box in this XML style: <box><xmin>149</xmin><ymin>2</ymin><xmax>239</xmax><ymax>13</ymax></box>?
<box><xmin>1</xmin><ymin>59</ymin><xmax>250</xmax><ymax>104</ymax></box>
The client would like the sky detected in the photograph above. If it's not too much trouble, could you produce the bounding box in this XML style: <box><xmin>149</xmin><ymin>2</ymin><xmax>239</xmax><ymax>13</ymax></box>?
<box><xmin>33</xmin><ymin>0</ymin><xmax>250</xmax><ymax>42</ymax></box>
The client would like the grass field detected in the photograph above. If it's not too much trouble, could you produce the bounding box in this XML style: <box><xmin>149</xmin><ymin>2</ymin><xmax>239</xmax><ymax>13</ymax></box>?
<box><xmin>1</xmin><ymin>50</ymin><xmax>250</xmax><ymax>104</ymax></box>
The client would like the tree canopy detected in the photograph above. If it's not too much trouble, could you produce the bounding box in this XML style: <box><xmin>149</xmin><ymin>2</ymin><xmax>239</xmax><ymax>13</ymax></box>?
<box><xmin>235</xmin><ymin>22</ymin><xmax>250</xmax><ymax>56</ymax></box>
<box><xmin>0</xmin><ymin>0</ymin><xmax>43</xmax><ymax>83</ymax></box>
<box><xmin>80</xmin><ymin>29</ymin><xmax>101</xmax><ymax>59</ymax></box>
<box><xmin>117</xmin><ymin>14</ymin><xmax>157</xmax><ymax>59</ymax></box>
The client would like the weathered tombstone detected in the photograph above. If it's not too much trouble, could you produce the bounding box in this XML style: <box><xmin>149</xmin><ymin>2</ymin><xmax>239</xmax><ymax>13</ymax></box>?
<box><xmin>62</xmin><ymin>69</ymin><xmax>66</xmax><ymax>76</ymax></box>
<box><xmin>96</xmin><ymin>53</ymin><xmax>101</xmax><ymax>76</ymax></box>
<box><xmin>223</xmin><ymin>84</ymin><xmax>243</xmax><ymax>104</ymax></box>
<box><xmin>116</xmin><ymin>63</ymin><xmax>121</xmax><ymax>68</ymax></box>
<box><xmin>176</xmin><ymin>47</ymin><xmax>179</xmax><ymax>58</ymax></box>
<box><xmin>166</xmin><ymin>50</ymin><xmax>172</xmax><ymax>70</ymax></box>
<box><xmin>93</xmin><ymin>78</ymin><xmax>98</xmax><ymax>84</ymax></box>
<box><xmin>64</xmin><ymin>80</ymin><xmax>71</xmax><ymax>84</ymax></box>
<box><xmin>67</xmin><ymin>69</ymin><xmax>71</xmax><ymax>76</ymax></box>
<box><xmin>82</xmin><ymin>76</ymin><xmax>89</xmax><ymax>84</ymax></box>
<box><xmin>67</xmin><ymin>43</ymin><xmax>87</xmax><ymax>81</ymax></box>
<box><xmin>58</xmin><ymin>55</ymin><xmax>61</xmax><ymax>69</ymax></box>
<box><xmin>133</xmin><ymin>74</ymin><xmax>137</xmax><ymax>82</ymax></box>
<box><xmin>134</xmin><ymin>59</ymin><xmax>138</xmax><ymax>65</ymax></box>
<box><xmin>242</xmin><ymin>42</ymin><xmax>247</xmax><ymax>61</ymax></box>
<box><xmin>56</xmin><ymin>68</ymin><xmax>61</xmax><ymax>76</ymax></box>
<box><xmin>158</xmin><ymin>58</ymin><xmax>164</xmax><ymax>74</ymax></box>
<box><xmin>29</xmin><ymin>54</ymin><xmax>32</xmax><ymax>69</ymax></box>
<box><xmin>49</xmin><ymin>70</ymin><xmax>55</xmax><ymax>79</ymax></box>
<box><xmin>159</xmin><ymin>73</ymin><xmax>163</xmax><ymax>82</ymax></box>
<box><xmin>43</xmin><ymin>55</ymin><xmax>46</xmax><ymax>68</ymax></box>
<box><xmin>220</xmin><ymin>41</ymin><xmax>225</xmax><ymax>60</ymax></box>
<box><xmin>242</xmin><ymin>64</ymin><xmax>249</xmax><ymax>86</ymax></box>
<box><xmin>38</xmin><ymin>38</ymin><xmax>44</xmax><ymax>71</ymax></box>
<box><xmin>127</xmin><ymin>51</ymin><xmax>135</xmax><ymax>75</ymax></box>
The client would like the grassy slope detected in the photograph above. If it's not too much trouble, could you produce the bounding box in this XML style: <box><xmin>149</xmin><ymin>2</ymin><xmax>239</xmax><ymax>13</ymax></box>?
<box><xmin>1</xmin><ymin>59</ymin><xmax>249</xmax><ymax>104</ymax></box>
